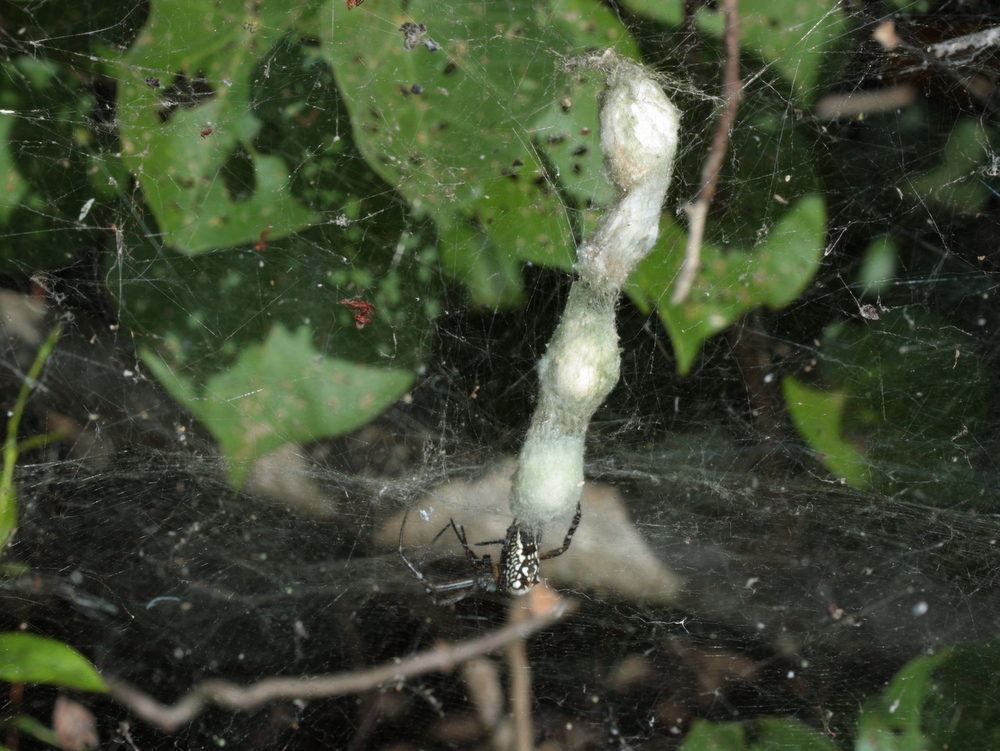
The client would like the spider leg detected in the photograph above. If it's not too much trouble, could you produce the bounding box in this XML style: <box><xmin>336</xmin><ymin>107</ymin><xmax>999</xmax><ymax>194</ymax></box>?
<box><xmin>538</xmin><ymin>499</ymin><xmax>583</xmax><ymax>561</ymax></box>
<box><xmin>433</xmin><ymin>591</ymin><xmax>473</xmax><ymax>607</ymax></box>
<box><xmin>449</xmin><ymin>518</ymin><xmax>485</xmax><ymax>566</ymax></box>
<box><xmin>424</xmin><ymin>520</ymin><xmax>459</xmax><ymax>565</ymax></box>
<box><xmin>430</xmin><ymin>579</ymin><xmax>485</xmax><ymax>607</ymax></box>
<box><xmin>400</xmin><ymin>506</ymin><xmax>450</xmax><ymax>563</ymax></box>
<box><xmin>399</xmin><ymin>507</ymin><xmax>466</xmax><ymax>598</ymax></box>
<box><xmin>472</xmin><ymin>519</ymin><xmax>516</xmax><ymax>549</ymax></box>
<box><xmin>399</xmin><ymin>506</ymin><xmax>509</xmax><ymax>605</ymax></box>
<box><xmin>425</xmin><ymin>577</ymin><xmax>480</xmax><ymax>606</ymax></box>
<box><xmin>398</xmin><ymin>506</ymin><xmax>434</xmax><ymax>586</ymax></box>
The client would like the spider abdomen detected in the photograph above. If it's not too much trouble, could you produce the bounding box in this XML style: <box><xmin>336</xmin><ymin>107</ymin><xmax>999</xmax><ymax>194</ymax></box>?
<box><xmin>499</xmin><ymin>524</ymin><xmax>541</xmax><ymax>595</ymax></box>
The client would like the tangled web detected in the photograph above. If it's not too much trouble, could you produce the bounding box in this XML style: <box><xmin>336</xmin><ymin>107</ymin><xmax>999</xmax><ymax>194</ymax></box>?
<box><xmin>2</xmin><ymin>0</ymin><xmax>1000</xmax><ymax>749</ymax></box>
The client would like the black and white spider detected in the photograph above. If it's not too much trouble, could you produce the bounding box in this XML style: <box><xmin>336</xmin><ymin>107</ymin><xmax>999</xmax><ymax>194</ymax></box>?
<box><xmin>398</xmin><ymin>501</ymin><xmax>582</xmax><ymax>606</ymax></box>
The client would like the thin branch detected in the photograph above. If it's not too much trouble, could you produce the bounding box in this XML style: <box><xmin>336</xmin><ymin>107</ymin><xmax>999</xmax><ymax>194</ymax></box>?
<box><xmin>672</xmin><ymin>0</ymin><xmax>744</xmax><ymax>305</ymax></box>
<box><xmin>462</xmin><ymin>657</ymin><xmax>507</xmax><ymax>750</ymax></box>
<box><xmin>506</xmin><ymin>599</ymin><xmax>535</xmax><ymax>751</ymax></box>
<box><xmin>105</xmin><ymin>599</ymin><xmax>574</xmax><ymax>734</ymax></box>
<box><xmin>925</xmin><ymin>25</ymin><xmax>1000</xmax><ymax>62</ymax></box>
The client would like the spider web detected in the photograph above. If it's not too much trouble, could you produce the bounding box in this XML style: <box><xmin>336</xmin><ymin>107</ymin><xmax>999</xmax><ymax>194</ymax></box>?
<box><xmin>2</xmin><ymin>0</ymin><xmax>1000</xmax><ymax>748</ymax></box>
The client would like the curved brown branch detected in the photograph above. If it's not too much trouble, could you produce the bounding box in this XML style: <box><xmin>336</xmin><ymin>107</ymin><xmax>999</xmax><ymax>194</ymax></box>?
<box><xmin>672</xmin><ymin>0</ymin><xmax>744</xmax><ymax>304</ymax></box>
<box><xmin>105</xmin><ymin>599</ymin><xmax>574</xmax><ymax>734</ymax></box>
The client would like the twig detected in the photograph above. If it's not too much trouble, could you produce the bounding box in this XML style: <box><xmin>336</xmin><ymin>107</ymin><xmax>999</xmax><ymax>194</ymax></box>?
<box><xmin>924</xmin><ymin>25</ymin><xmax>1000</xmax><ymax>62</ymax></box>
<box><xmin>462</xmin><ymin>657</ymin><xmax>507</xmax><ymax>750</ymax></box>
<box><xmin>506</xmin><ymin>599</ymin><xmax>535</xmax><ymax>751</ymax></box>
<box><xmin>672</xmin><ymin>0</ymin><xmax>744</xmax><ymax>304</ymax></box>
<box><xmin>105</xmin><ymin>599</ymin><xmax>573</xmax><ymax>734</ymax></box>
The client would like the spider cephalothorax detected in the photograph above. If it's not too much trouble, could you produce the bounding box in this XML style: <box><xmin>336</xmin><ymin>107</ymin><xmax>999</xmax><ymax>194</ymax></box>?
<box><xmin>398</xmin><ymin>502</ymin><xmax>582</xmax><ymax>606</ymax></box>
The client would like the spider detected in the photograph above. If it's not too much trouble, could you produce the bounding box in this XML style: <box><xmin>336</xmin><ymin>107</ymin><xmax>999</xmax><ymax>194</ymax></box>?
<box><xmin>398</xmin><ymin>501</ymin><xmax>582</xmax><ymax>606</ymax></box>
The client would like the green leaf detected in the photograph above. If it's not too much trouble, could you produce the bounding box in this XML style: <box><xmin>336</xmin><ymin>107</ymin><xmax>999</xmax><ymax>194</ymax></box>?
<box><xmin>531</xmin><ymin>0</ymin><xmax>641</xmax><ymax>213</ymax></box>
<box><xmin>857</xmin><ymin>236</ymin><xmax>897</xmax><ymax>294</ymax></box>
<box><xmin>325</xmin><ymin>0</ymin><xmax>636</xmax><ymax>306</ymax></box>
<box><xmin>694</xmin><ymin>0</ymin><xmax>847</xmax><ymax>100</ymax></box>
<box><xmin>923</xmin><ymin>641</ymin><xmax>1000</xmax><ymax>750</ymax></box>
<box><xmin>856</xmin><ymin>649</ymin><xmax>952</xmax><ymax>751</ymax></box>
<box><xmin>0</xmin><ymin>57</ymin><xmax>101</xmax><ymax>271</ymax></box>
<box><xmin>614</xmin><ymin>0</ymin><xmax>683</xmax><ymax>25</ymax></box>
<box><xmin>750</xmin><ymin>717</ymin><xmax>839</xmax><ymax>751</ymax></box>
<box><xmin>903</xmin><ymin>117</ymin><xmax>990</xmax><ymax>212</ymax></box>
<box><xmin>0</xmin><ymin>633</ymin><xmax>107</xmax><ymax>692</ymax></box>
<box><xmin>0</xmin><ymin>561</ymin><xmax>31</xmax><ymax>576</ymax></box>
<box><xmin>0</xmin><ymin>112</ymin><xmax>28</xmax><ymax>224</ymax></box>
<box><xmin>782</xmin><ymin>375</ymin><xmax>870</xmax><ymax>488</ymax></box>
<box><xmin>816</xmin><ymin>310</ymin><xmax>989</xmax><ymax>497</ymax></box>
<box><xmin>631</xmin><ymin>194</ymin><xmax>826</xmax><ymax>374</ymax></box>
<box><xmin>680</xmin><ymin>719</ymin><xmax>748</xmax><ymax>750</ymax></box>
<box><xmin>116</xmin><ymin>0</ymin><xmax>320</xmax><ymax>253</ymax></box>
<box><xmin>145</xmin><ymin>325</ymin><xmax>414</xmax><ymax>485</ymax></box>
<box><xmin>12</xmin><ymin>714</ymin><xmax>60</xmax><ymax>748</ymax></box>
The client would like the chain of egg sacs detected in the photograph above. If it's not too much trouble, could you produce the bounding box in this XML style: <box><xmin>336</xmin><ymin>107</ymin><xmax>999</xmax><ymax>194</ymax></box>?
<box><xmin>511</xmin><ymin>51</ymin><xmax>681</xmax><ymax>532</ymax></box>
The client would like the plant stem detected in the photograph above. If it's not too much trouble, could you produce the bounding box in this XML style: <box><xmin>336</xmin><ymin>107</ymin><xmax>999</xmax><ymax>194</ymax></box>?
<box><xmin>0</xmin><ymin>324</ymin><xmax>62</xmax><ymax>556</ymax></box>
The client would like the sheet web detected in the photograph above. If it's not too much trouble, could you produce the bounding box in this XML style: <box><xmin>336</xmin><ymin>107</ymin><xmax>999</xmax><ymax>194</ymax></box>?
<box><xmin>1</xmin><ymin>0</ymin><xmax>1000</xmax><ymax>749</ymax></box>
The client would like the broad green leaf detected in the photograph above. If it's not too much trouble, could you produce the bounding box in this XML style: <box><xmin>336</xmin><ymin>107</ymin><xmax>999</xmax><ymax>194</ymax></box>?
<box><xmin>856</xmin><ymin>649</ymin><xmax>952</xmax><ymax>751</ymax></box>
<box><xmin>695</xmin><ymin>0</ymin><xmax>847</xmax><ymax>100</ymax></box>
<box><xmin>116</xmin><ymin>0</ymin><xmax>320</xmax><ymax>253</ymax></box>
<box><xmin>325</xmin><ymin>0</ymin><xmax>636</xmax><ymax>306</ymax></box>
<box><xmin>751</xmin><ymin>717</ymin><xmax>839</xmax><ymax>751</ymax></box>
<box><xmin>782</xmin><ymin>375</ymin><xmax>869</xmax><ymax>488</ymax></box>
<box><xmin>113</xmin><ymin>30</ymin><xmax>435</xmax><ymax>380</ymax></box>
<box><xmin>631</xmin><ymin>194</ymin><xmax>825</xmax><ymax>374</ymax></box>
<box><xmin>618</xmin><ymin>0</ymin><xmax>847</xmax><ymax>99</ymax></box>
<box><xmin>0</xmin><ymin>633</ymin><xmax>107</xmax><ymax>692</ymax></box>
<box><xmin>145</xmin><ymin>325</ymin><xmax>414</xmax><ymax>485</ymax></box>
<box><xmin>531</xmin><ymin>0</ymin><xmax>641</xmax><ymax>214</ymax></box>
<box><xmin>679</xmin><ymin>719</ymin><xmax>747</xmax><ymax>750</ymax></box>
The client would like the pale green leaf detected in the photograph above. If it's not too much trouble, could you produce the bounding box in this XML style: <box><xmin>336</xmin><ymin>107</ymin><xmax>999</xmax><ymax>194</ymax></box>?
<box><xmin>782</xmin><ymin>375</ymin><xmax>870</xmax><ymax>488</ymax></box>
<box><xmin>750</xmin><ymin>717</ymin><xmax>839</xmax><ymax>750</ymax></box>
<box><xmin>0</xmin><ymin>633</ymin><xmax>107</xmax><ymax>693</ymax></box>
<box><xmin>13</xmin><ymin>714</ymin><xmax>60</xmax><ymax>748</ymax></box>
<box><xmin>325</xmin><ymin>0</ymin><xmax>637</xmax><ymax>305</ymax></box>
<box><xmin>856</xmin><ymin>649</ymin><xmax>953</xmax><ymax>751</ymax></box>
<box><xmin>146</xmin><ymin>326</ymin><xmax>414</xmax><ymax>485</ymax></box>
<box><xmin>857</xmin><ymin>236</ymin><xmax>898</xmax><ymax>295</ymax></box>
<box><xmin>679</xmin><ymin>719</ymin><xmax>748</xmax><ymax>751</ymax></box>
<box><xmin>695</xmin><ymin>0</ymin><xmax>847</xmax><ymax>99</ymax></box>
<box><xmin>631</xmin><ymin>195</ymin><xmax>825</xmax><ymax>374</ymax></box>
<box><xmin>116</xmin><ymin>0</ymin><xmax>320</xmax><ymax>253</ymax></box>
